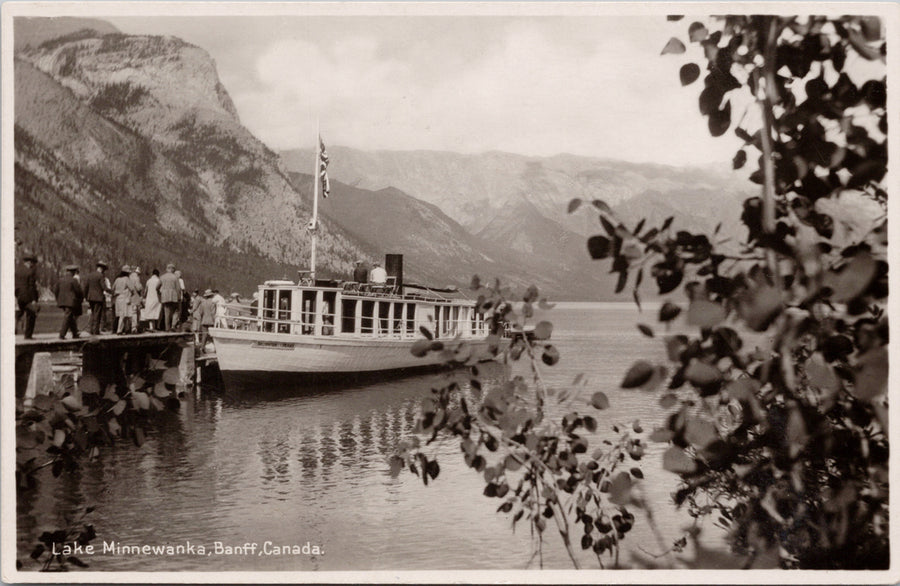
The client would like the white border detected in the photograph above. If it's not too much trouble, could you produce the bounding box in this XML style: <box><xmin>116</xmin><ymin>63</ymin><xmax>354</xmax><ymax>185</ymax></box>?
<box><xmin>2</xmin><ymin>2</ymin><xmax>898</xmax><ymax>584</ymax></box>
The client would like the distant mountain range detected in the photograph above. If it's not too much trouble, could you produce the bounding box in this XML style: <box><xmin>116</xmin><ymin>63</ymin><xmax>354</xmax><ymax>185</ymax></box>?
<box><xmin>13</xmin><ymin>17</ymin><xmax>752</xmax><ymax>301</ymax></box>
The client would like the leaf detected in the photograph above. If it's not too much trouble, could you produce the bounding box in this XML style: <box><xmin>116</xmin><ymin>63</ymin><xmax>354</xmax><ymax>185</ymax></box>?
<box><xmin>687</xmin><ymin>299</ymin><xmax>726</xmax><ymax>328</ymax></box>
<box><xmin>649</xmin><ymin>428</ymin><xmax>675</xmax><ymax>443</ymax></box>
<box><xmin>659</xmin><ymin>393</ymin><xmax>678</xmax><ymax>409</ymax></box>
<box><xmin>805</xmin><ymin>353</ymin><xmax>841</xmax><ymax>397</ymax></box>
<box><xmin>163</xmin><ymin>366</ymin><xmax>181</xmax><ymax>385</ymax></box>
<box><xmin>852</xmin><ymin>346</ymin><xmax>888</xmax><ymax>401</ymax></box>
<box><xmin>608</xmin><ymin>471</ymin><xmax>632</xmax><ymax>505</ymax></box>
<box><xmin>733</xmin><ymin>149</ymin><xmax>747</xmax><ymax>170</ymax></box>
<box><xmin>661</xmin><ymin>37</ymin><xmax>686</xmax><ymax>55</ymax></box>
<box><xmin>846</xmin><ymin>26</ymin><xmax>881</xmax><ymax>60</ymax></box>
<box><xmin>78</xmin><ymin>375</ymin><xmax>100</xmax><ymax>395</ymax></box>
<box><xmin>663</xmin><ymin>446</ymin><xmax>697</xmax><ymax>474</ymax></box>
<box><xmin>621</xmin><ymin>360</ymin><xmax>655</xmax><ymax>388</ymax></box>
<box><xmin>591</xmin><ymin>199</ymin><xmax>613</xmax><ymax>214</ymax></box>
<box><xmin>688</xmin><ymin>21</ymin><xmax>708</xmax><ymax>42</ymax></box>
<box><xmin>410</xmin><ymin>338</ymin><xmax>431</xmax><ymax>357</ymax></box>
<box><xmin>152</xmin><ymin>382</ymin><xmax>171</xmax><ymax>398</ymax></box>
<box><xmin>567</xmin><ymin>198</ymin><xmax>582</xmax><ymax>213</ymax></box>
<box><xmin>708</xmin><ymin>100</ymin><xmax>732</xmax><ymax>137</ymax></box>
<box><xmin>112</xmin><ymin>399</ymin><xmax>126</xmax><ymax>416</ymax></box>
<box><xmin>667</xmin><ymin>15</ymin><xmax>684</xmax><ymax>21</ymax></box>
<box><xmin>586</xmin><ymin>236</ymin><xmax>611</xmax><ymax>260</ymax></box>
<box><xmin>630</xmin><ymin>467</ymin><xmax>644</xmax><ymax>479</ymax></box>
<box><xmin>684</xmin><ymin>417</ymin><xmax>718</xmax><ymax>449</ymax></box>
<box><xmin>533</xmin><ymin>321</ymin><xmax>553</xmax><ymax>340</ymax></box>
<box><xmin>61</xmin><ymin>395</ymin><xmax>82</xmax><ymax>412</ymax></box>
<box><xmin>32</xmin><ymin>394</ymin><xmax>54</xmax><ymax>411</ymax></box>
<box><xmin>132</xmin><ymin>391</ymin><xmax>150</xmax><ymax>411</ymax></box>
<box><xmin>737</xmin><ymin>285</ymin><xmax>782</xmax><ymax>332</ymax></box>
<box><xmin>637</xmin><ymin>324</ymin><xmax>654</xmax><ymax>337</ymax></box>
<box><xmin>541</xmin><ymin>345</ymin><xmax>560</xmax><ymax>366</ymax></box>
<box><xmin>30</xmin><ymin>544</ymin><xmax>45</xmax><ymax>560</ymax></box>
<box><xmin>615</xmin><ymin>270</ymin><xmax>628</xmax><ymax>294</ymax></box>
<box><xmin>685</xmin><ymin>360</ymin><xmax>722</xmax><ymax>387</ymax></box>
<box><xmin>678</xmin><ymin>62</ymin><xmax>701</xmax><ymax>86</ymax></box>
<box><xmin>133</xmin><ymin>426</ymin><xmax>145</xmax><ymax>447</ymax></box>
<box><xmin>823</xmin><ymin>253</ymin><xmax>877</xmax><ymax>302</ymax></box>
<box><xmin>590</xmin><ymin>392</ymin><xmax>610</xmax><ymax>410</ymax></box>
<box><xmin>661</xmin><ymin>216</ymin><xmax>674</xmax><ymax>231</ymax></box>
<box><xmin>419</xmin><ymin>326</ymin><xmax>433</xmax><ymax>340</ymax></box>
<box><xmin>659</xmin><ymin>302</ymin><xmax>682</xmax><ymax>322</ymax></box>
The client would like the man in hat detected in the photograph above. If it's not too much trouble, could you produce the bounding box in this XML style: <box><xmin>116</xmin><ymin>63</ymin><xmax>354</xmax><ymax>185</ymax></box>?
<box><xmin>53</xmin><ymin>264</ymin><xmax>84</xmax><ymax>339</ymax></box>
<box><xmin>15</xmin><ymin>251</ymin><xmax>40</xmax><ymax>339</ymax></box>
<box><xmin>196</xmin><ymin>289</ymin><xmax>217</xmax><ymax>350</ymax></box>
<box><xmin>158</xmin><ymin>263</ymin><xmax>181</xmax><ymax>331</ymax></box>
<box><xmin>353</xmin><ymin>259</ymin><xmax>369</xmax><ymax>284</ymax></box>
<box><xmin>83</xmin><ymin>260</ymin><xmax>111</xmax><ymax>335</ymax></box>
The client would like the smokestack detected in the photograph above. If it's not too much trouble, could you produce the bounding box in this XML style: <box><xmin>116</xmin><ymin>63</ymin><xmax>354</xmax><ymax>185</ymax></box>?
<box><xmin>385</xmin><ymin>254</ymin><xmax>403</xmax><ymax>294</ymax></box>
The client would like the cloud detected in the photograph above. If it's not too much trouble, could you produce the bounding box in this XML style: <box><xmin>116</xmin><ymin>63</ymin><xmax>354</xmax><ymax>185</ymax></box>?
<box><xmin>224</xmin><ymin>17</ymin><xmax>743</xmax><ymax>165</ymax></box>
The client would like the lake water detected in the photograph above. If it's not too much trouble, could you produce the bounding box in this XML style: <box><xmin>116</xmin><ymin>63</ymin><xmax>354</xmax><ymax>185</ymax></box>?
<box><xmin>17</xmin><ymin>303</ymin><xmax>731</xmax><ymax>571</ymax></box>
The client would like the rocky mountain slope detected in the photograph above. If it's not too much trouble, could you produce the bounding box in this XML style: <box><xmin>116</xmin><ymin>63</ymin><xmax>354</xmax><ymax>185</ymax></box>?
<box><xmin>13</xmin><ymin>19</ymin><xmax>370</xmax><ymax>293</ymax></box>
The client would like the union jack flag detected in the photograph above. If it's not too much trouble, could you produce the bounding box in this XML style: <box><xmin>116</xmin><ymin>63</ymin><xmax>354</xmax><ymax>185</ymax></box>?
<box><xmin>319</xmin><ymin>136</ymin><xmax>330</xmax><ymax>198</ymax></box>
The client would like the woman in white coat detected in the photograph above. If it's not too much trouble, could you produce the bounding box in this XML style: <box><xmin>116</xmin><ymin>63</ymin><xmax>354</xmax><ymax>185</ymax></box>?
<box><xmin>141</xmin><ymin>268</ymin><xmax>162</xmax><ymax>331</ymax></box>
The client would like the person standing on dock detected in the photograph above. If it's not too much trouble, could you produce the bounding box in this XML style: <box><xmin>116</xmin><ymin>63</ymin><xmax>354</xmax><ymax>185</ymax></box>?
<box><xmin>113</xmin><ymin>265</ymin><xmax>135</xmax><ymax>334</ymax></box>
<box><xmin>83</xmin><ymin>260</ymin><xmax>110</xmax><ymax>335</ymax></box>
<box><xmin>196</xmin><ymin>289</ymin><xmax>217</xmax><ymax>350</ymax></box>
<box><xmin>54</xmin><ymin>264</ymin><xmax>84</xmax><ymax>339</ymax></box>
<box><xmin>129</xmin><ymin>266</ymin><xmax>144</xmax><ymax>334</ymax></box>
<box><xmin>15</xmin><ymin>250</ymin><xmax>40</xmax><ymax>339</ymax></box>
<box><xmin>159</xmin><ymin>263</ymin><xmax>181</xmax><ymax>331</ymax></box>
<box><xmin>142</xmin><ymin>268</ymin><xmax>162</xmax><ymax>332</ymax></box>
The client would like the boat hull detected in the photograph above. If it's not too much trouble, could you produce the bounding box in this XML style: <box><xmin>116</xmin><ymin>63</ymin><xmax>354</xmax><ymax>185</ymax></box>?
<box><xmin>209</xmin><ymin>327</ymin><xmax>501</xmax><ymax>387</ymax></box>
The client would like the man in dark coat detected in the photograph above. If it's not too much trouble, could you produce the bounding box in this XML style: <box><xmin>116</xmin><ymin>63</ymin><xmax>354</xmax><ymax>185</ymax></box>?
<box><xmin>353</xmin><ymin>260</ymin><xmax>368</xmax><ymax>284</ymax></box>
<box><xmin>15</xmin><ymin>251</ymin><xmax>39</xmax><ymax>339</ymax></box>
<box><xmin>83</xmin><ymin>260</ymin><xmax>111</xmax><ymax>335</ymax></box>
<box><xmin>54</xmin><ymin>264</ymin><xmax>84</xmax><ymax>339</ymax></box>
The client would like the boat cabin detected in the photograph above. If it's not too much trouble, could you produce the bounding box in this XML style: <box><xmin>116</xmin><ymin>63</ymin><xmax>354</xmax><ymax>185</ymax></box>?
<box><xmin>225</xmin><ymin>280</ymin><xmax>489</xmax><ymax>340</ymax></box>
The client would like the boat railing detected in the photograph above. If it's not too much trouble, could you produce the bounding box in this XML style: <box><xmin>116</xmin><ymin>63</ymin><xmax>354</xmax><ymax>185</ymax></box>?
<box><xmin>215</xmin><ymin>312</ymin><xmax>490</xmax><ymax>339</ymax></box>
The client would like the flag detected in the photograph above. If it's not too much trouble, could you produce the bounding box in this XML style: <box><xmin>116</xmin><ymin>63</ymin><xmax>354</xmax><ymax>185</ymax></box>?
<box><xmin>318</xmin><ymin>135</ymin><xmax>330</xmax><ymax>198</ymax></box>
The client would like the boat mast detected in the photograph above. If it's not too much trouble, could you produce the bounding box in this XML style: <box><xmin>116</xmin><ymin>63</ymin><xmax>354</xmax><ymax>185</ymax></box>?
<box><xmin>310</xmin><ymin>120</ymin><xmax>320</xmax><ymax>282</ymax></box>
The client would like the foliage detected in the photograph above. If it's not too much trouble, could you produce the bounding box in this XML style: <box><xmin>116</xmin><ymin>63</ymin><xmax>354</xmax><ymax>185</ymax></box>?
<box><xmin>24</xmin><ymin>508</ymin><xmax>97</xmax><ymax>572</ymax></box>
<box><xmin>16</xmin><ymin>347</ymin><xmax>186</xmax><ymax>570</ymax></box>
<box><xmin>579</xmin><ymin>14</ymin><xmax>887</xmax><ymax>568</ymax></box>
<box><xmin>395</xmin><ymin>282</ymin><xmax>655</xmax><ymax>568</ymax></box>
<box><xmin>397</xmin><ymin>14</ymin><xmax>887</xmax><ymax>570</ymax></box>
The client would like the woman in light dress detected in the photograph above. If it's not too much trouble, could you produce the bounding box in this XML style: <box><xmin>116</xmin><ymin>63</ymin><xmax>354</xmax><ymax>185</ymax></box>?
<box><xmin>142</xmin><ymin>268</ymin><xmax>162</xmax><ymax>331</ymax></box>
<box><xmin>112</xmin><ymin>265</ymin><xmax>135</xmax><ymax>334</ymax></box>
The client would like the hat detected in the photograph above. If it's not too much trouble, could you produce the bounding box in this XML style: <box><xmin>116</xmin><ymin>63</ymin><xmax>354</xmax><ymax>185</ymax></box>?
<box><xmin>355</xmin><ymin>259</ymin><xmax>363</xmax><ymax>264</ymax></box>
<box><xmin>133</xmin><ymin>266</ymin><xmax>141</xmax><ymax>274</ymax></box>
<box><xmin>166</xmin><ymin>263</ymin><xmax>176</xmax><ymax>270</ymax></box>
<box><xmin>203</xmin><ymin>289</ymin><xmax>214</xmax><ymax>297</ymax></box>
<box><xmin>22</xmin><ymin>250</ymin><xmax>36</xmax><ymax>262</ymax></box>
<box><xmin>65</xmin><ymin>264</ymin><xmax>78</xmax><ymax>272</ymax></box>
<box><xmin>231</xmin><ymin>292</ymin><xmax>240</xmax><ymax>299</ymax></box>
<box><xmin>96</xmin><ymin>260</ymin><xmax>108</xmax><ymax>269</ymax></box>
<box><xmin>121</xmin><ymin>264</ymin><xmax>131</xmax><ymax>273</ymax></box>
<box><xmin>373</xmin><ymin>261</ymin><xmax>381</xmax><ymax>266</ymax></box>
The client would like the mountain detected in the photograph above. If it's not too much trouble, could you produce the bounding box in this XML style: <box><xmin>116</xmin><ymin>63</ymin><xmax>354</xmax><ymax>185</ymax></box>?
<box><xmin>281</xmin><ymin>147</ymin><xmax>752</xmax><ymax>299</ymax></box>
<box><xmin>288</xmin><ymin>173</ymin><xmax>614</xmax><ymax>299</ymax></box>
<box><xmin>13</xmin><ymin>18</ymin><xmax>370</xmax><ymax>294</ymax></box>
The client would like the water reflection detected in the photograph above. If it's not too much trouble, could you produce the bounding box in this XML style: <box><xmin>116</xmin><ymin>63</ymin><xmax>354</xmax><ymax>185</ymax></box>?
<box><xmin>18</xmin><ymin>307</ymin><xmax>728</xmax><ymax>571</ymax></box>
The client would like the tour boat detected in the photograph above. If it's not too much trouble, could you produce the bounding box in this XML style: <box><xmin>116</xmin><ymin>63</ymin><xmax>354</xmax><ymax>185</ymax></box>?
<box><xmin>209</xmin><ymin>275</ymin><xmax>504</xmax><ymax>387</ymax></box>
<box><xmin>209</xmin><ymin>132</ymin><xmax>506</xmax><ymax>387</ymax></box>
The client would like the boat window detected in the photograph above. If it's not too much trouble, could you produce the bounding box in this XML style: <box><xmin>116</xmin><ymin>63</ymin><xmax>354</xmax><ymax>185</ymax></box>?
<box><xmin>263</xmin><ymin>289</ymin><xmax>277</xmax><ymax>332</ymax></box>
<box><xmin>393</xmin><ymin>302</ymin><xmax>404</xmax><ymax>336</ymax></box>
<box><xmin>342</xmin><ymin>299</ymin><xmax>357</xmax><ymax>334</ymax></box>
<box><xmin>301</xmin><ymin>290</ymin><xmax>316</xmax><ymax>335</ymax></box>
<box><xmin>406</xmin><ymin>303</ymin><xmax>416</xmax><ymax>334</ymax></box>
<box><xmin>378</xmin><ymin>302</ymin><xmax>390</xmax><ymax>335</ymax></box>
<box><xmin>361</xmin><ymin>300</ymin><xmax>375</xmax><ymax>334</ymax></box>
<box><xmin>322</xmin><ymin>291</ymin><xmax>337</xmax><ymax>336</ymax></box>
<box><xmin>278</xmin><ymin>290</ymin><xmax>291</xmax><ymax>334</ymax></box>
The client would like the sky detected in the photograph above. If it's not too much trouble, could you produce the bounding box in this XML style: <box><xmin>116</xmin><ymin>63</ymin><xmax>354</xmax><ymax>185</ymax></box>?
<box><xmin>106</xmin><ymin>13</ymin><xmax>746</xmax><ymax>166</ymax></box>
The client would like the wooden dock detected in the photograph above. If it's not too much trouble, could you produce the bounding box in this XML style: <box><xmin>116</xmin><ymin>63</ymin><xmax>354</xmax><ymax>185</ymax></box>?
<box><xmin>14</xmin><ymin>331</ymin><xmax>205</xmax><ymax>398</ymax></box>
